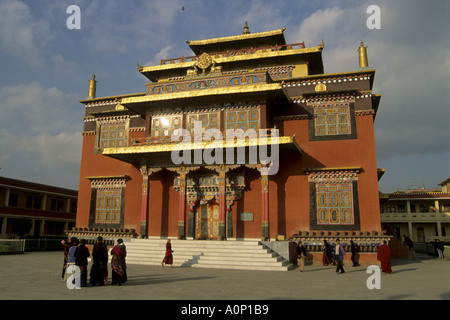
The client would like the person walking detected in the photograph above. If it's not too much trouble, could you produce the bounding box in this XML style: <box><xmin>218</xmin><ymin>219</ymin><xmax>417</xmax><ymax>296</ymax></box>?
<box><xmin>111</xmin><ymin>239</ymin><xmax>127</xmax><ymax>285</ymax></box>
<box><xmin>75</xmin><ymin>239</ymin><xmax>91</xmax><ymax>287</ymax></box>
<box><xmin>296</xmin><ymin>241</ymin><xmax>307</xmax><ymax>272</ymax></box>
<box><xmin>162</xmin><ymin>239</ymin><xmax>174</xmax><ymax>267</ymax></box>
<box><xmin>322</xmin><ymin>240</ymin><xmax>333</xmax><ymax>266</ymax></box>
<box><xmin>377</xmin><ymin>240</ymin><xmax>392</xmax><ymax>273</ymax></box>
<box><xmin>334</xmin><ymin>239</ymin><xmax>346</xmax><ymax>274</ymax></box>
<box><xmin>434</xmin><ymin>239</ymin><xmax>444</xmax><ymax>259</ymax></box>
<box><xmin>350</xmin><ymin>240</ymin><xmax>360</xmax><ymax>267</ymax></box>
<box><xmin>90</xmin><ymin>236</ymin><xmax>108</xmax><ymax>286</ymax></box>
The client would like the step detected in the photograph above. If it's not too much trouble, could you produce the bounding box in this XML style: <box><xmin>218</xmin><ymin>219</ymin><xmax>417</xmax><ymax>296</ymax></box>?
<box><xmin>121</xmin><ymin>239</ymin><xmax>293</xmax><ymax>271</ymax></box>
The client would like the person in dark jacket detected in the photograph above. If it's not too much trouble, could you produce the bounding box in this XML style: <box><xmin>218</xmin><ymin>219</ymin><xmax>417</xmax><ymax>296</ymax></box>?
<box><xmin>90</xmin><ymin>236</ymin><xmax>108</xmax><ymax>286</ymax></box>
<box><xmin>350</xmin><ymin>240</ymin><xmax>360</xmax><ymax>267</ymax></box>
<box><xmin>75</xmin><ymin>239</ymin><xmax>90</xmax><ymax>287</ymax></box>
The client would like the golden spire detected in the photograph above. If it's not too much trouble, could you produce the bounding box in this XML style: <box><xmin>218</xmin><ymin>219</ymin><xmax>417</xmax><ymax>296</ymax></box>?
<box><xmin>358</xmin><ymin>41</ymin><xmax>369</xmax><ymax>69</ymax></box>
<box><xmin>242</xmin><ymin>21</ymin><xmax>250</xmax><ymax>35</ymax></box>
<box><xmin>88</xmin><ymin>74</ymin><xmax>97</xmax><ymax>99</ymax></box>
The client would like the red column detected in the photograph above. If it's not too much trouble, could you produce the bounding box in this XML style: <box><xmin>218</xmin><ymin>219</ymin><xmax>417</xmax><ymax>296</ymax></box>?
<box><xmin>139</xmin><ymin>165</ymin><xmax>148</xmax><ymax>238</ymax></box>
<box><xmin>261</xmin><ymin>174</ymin><xmax>269</xmax><ymax>240</ymax></box>
<box><xmin>219</xmin><ymin>170</ymin><xmax>226</xmax><ymax>240</ymax></box>
<box><xmin>178</xmin><ymin>172</ymin><xmax>187</xmax><ymax>239</ymax></box>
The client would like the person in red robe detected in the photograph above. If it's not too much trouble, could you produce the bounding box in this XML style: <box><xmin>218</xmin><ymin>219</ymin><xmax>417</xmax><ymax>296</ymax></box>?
<box><xmin>377</xmin><ymin>240</ymin><xmax>392</xmax><ymax>273</ymax></box>
<box><xmin>162</xmin><ymin>239</ymin><xmax>174</xmax><ymax>267</ymax></box>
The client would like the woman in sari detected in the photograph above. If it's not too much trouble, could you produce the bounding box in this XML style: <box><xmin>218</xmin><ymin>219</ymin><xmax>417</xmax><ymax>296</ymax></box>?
<box><xmin>111</xmin><ymin>239</ymin><xmax>127</xmax><ymax>285</ymax></box>
<box><xmin>90</xmin><ymin>236</ymin><xmax>108</xmax><ymax>286</ymax></box>
<box><xmin>161</xmin><ymin>239</ymin><xmax>174</xmax><ymax>267</ymax></box>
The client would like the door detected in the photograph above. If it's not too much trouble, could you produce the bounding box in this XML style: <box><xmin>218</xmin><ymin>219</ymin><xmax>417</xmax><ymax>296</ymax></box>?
<box><xmin>195</xmin><ymin>202</ymin><xmax>220</xmax><ymax>239</ymax></box>
<box><xmin>417</xmin><ymin>227</ymin><xmax>425</xmax><ymax>243</ymax></box>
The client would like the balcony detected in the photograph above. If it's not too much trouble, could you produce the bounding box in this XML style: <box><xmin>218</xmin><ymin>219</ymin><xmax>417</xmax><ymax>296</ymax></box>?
<box><xmin>380</xmin><ymin>210</ymin><xmax>450</xmax><ymax>222</ymax></box>
<box><xmin>159</xmin><ymin>42</ymin><xmax>306</xmax><ymax>65</ymax></box>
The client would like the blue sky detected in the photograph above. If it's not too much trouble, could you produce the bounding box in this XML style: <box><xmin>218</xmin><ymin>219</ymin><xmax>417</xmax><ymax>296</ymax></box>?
<box><xmin>0</xmin><ymin>0</ymin><xmax>448</xmax><ymax>193</ymax></box>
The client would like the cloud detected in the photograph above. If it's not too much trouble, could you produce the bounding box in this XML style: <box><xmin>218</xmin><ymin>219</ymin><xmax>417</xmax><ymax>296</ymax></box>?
<box><xmin>0</xmin><ymin>82</ymin><xmax>82</xmax><ymax>188</ymax></box>
<box><xmin>80</xmin><ymin>0</ymin><xmax>183</xmax><ymax>53</ymax></box>
<box><xmin>289</xmin><ymin>1</ymin><xmax>450</xmax><ymax>163</ymax></box>
<box><xmin>0</xmin><ymin>0</ymin><xmax>50</xmax><ymax>67</ymax></box>
<box><xmin>0</xmin><ymin>82</ymin><xmax>80</xmax><ymax>134</ymax></box>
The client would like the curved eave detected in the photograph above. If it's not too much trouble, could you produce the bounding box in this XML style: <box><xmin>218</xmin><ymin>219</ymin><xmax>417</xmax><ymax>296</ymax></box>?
<box><xmin>187</xmin><ymin>28</ymin><xmax>286</xmax><ymax>46</ymax></box>
<box><xmin>121</xmin><ymin>83</ymin><xmax>286</xmax><ymax>105</ymax></box>
<box><xmin>101</xmin><ymin>135</ymin><xmax>302</xmax><ymax>166</ymax></box>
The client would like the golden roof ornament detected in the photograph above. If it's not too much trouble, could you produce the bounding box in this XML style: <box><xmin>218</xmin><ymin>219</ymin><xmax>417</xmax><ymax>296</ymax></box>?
<box><xmin>242</xmin><ymin>21</ymin><xmax>250</xmax><ymax>35</ymax></box>
<box><xmin>88</xmin><ymin>74</ymin><xmax>97</xmax><ymax>99</ymax></box>
<box><xmin>358</xmin><ymin>41</ymin><xmax>369</xmax><ymax>69</ymax></box>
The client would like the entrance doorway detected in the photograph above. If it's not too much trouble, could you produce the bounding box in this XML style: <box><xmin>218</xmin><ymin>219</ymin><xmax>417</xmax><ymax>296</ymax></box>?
<box><xmin>417</xmin><ymin>227</ymin><xmax>425</xmax><ymax>243</ymax></box>
<box><xmin>195</xmin><ymin>201</ymin><xmax>220</xmax><ymax>239</ymax></box>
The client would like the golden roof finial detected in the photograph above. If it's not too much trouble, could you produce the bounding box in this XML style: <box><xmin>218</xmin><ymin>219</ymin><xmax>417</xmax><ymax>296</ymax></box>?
<box><xmin>242</xmin><ymin>21</ymin><xmax>250</xmax><ymax>35</ymax></box>
<box><xmin>358</xmin><ymin>41</ymin><xmax>369</xmax><ymax>69</ymax></box>
<box><xmin>88</xmin><ymin>74</ymin><xmax>97</xmax><ymax>99</ymax></box>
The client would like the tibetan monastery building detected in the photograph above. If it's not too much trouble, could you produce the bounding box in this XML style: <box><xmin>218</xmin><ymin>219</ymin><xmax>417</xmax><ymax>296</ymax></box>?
<box><xmin>74</xmin><ymin>25</ymin><xmax>387</xmax><ymax>251</ymax></box>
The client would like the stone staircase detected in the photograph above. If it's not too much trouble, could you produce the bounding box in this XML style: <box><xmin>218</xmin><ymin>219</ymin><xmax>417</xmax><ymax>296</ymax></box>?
<box><xmin>122</xmin><ymin>239</ymin><xmax>294</xmax><ymax>271</ymax></box>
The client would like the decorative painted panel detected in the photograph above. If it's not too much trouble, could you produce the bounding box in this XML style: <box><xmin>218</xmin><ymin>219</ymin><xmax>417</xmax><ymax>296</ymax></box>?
<box><xmin>145</xmin><ymin>72</ymin><xmax>268</xmax><ymax>95</ymax></box>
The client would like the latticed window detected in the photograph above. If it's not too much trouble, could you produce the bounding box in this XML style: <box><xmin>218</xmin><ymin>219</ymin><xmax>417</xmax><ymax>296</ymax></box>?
<box><xmin>95</xmin><ymin>188</ymin><xmax>121</xmax><ymax>224</ymax></box>
<box><xmin>98</xmin><ymin>121</ymin><xmax>127</xmax><ymax>148</ymax></box>
<box><xmin>88</xmin><ymin>177</ymin><xmax>127</xmax><ymax>228</ymax></box>
<box><xmin>316</xmin><ymin>183</ymin><xmax>354</xmax><ymax>225</ymax></box>
<box><xmin>151</xmin><ymin>115</ymin><xmax>183</xmax><ymax>138</ymax></box>
<box><xmin>307</xmin><ymin>168</ymin><xmax>360</xmax><ymax>230</ymax></box>
<box><xmin>314</xmin><ymin>103</ymin><xmax>351</xmax><ymax>136</ymax></box>
<box><xmin>186</xmin><ymin>111</ymin><xmax>220</xmax><ymax>134</ymax></box>
<box><xmin>225</xmin><ymin>108</ymin><xmax>259</xmax><ymax>132</ymax></box>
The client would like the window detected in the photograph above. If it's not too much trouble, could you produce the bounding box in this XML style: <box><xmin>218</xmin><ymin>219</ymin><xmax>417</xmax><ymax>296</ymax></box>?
<box><xmin>95</xmin><ymin>188</ymin><xmax>122</xmax><ymax>224</ymax></box>
<box><xmin>8</xmin><ymin>193</ymin><xmax>18</xmax><ymax>207</ymax></box>
<box><xmin>385</xmin><ymin>204</ymin><xmax>396</xmax><ymax>213</ymax></box>
<box><xmin>397</xmin><ymin>204</ymin><xmax>406</xmax><ymax>213</ymax></box>
<box><xmin>26</xmin><ymin>195</ymin><xmax>42</xmax><ymax>210</ymax></box>
<box><xmin>99</xmin><ymin>122</ymin><xmax>127</xmax><ymax>148</ymax></box>
<box><xmin>419</xmin><ymin>204</ymin><xmax>429</xmax><ymax>213</ymax></box>
<box><xmin>308</xmin><ymin>100</ymin><xmax>357</xmax><ymax>141</ymax></box>
<box><xmin>51</xmin><ymin>199</ymin><xmax>65</xmax><ymax>212</ymax></box>
<box><xmin>186</xmin><ymin>111</ymin><xmax>220</xmax><ymax>135</ymax></box>
<box><xmin>88</xmin><ymin>177</ymin><xmax>126</xmax><ymax>228</ymax></box>
<box><xmin>308</xmin><ymin>169</ymin><xmax>360</xmax><ymax>230</ymax></box>
<box><xmin>225</xmin><ymin>108</ymin><xmax>259</xmax><ymax>132</ymax></box>
<box><xmin>316</xmin><ymin>183</ymin><xmax>354</xmax><ymax>225</ymax></box>
<box><xmin>314</xmin><ymin>103</ymin><xmax>351</xmax><ymax>136</ymax></box>
<box><xmin>151</xmin><ymin>115</ymin><xmax>182</xmax><ymax>138</ymax></box>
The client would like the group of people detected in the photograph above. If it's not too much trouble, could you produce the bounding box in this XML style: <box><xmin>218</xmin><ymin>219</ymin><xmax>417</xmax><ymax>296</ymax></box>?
<box><xmin>61</xmin><ymin>237</ymin><xmax>175</xmax><ymax>287</ymax></box>
<box><xmin>296</xmin><ymin>239</ymin><xmax>393</xmax><ymax>274</ymax></box>
<box><xmin>61</xmin><ymin>236</ymin><xmax>128</xmax><ymax>287</ymax></box>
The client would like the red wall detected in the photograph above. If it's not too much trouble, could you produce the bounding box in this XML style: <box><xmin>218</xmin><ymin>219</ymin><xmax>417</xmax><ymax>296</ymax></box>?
<box><xmin>77</xmin><ymin>113</ymin><xmax>381</xmax><ymax>239</ymax></box>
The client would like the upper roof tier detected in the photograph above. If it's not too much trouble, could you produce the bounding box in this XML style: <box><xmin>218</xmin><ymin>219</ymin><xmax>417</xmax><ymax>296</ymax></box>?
<box><xmin>187</xmin><ymin>25</ymin><xmax>287</xmax><ymax>55</ymax></box>
<box><xmin>138</xmin><ymin>25</ymin><xmax>324</xmax><ymax>82</ymax></box>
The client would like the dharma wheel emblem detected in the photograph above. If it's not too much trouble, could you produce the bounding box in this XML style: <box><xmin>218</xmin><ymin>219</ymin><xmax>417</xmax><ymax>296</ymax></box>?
<box><xmin>196</xmin><ymin>53</ymin><xmax>213</xmax><ymax>71</ymax></box>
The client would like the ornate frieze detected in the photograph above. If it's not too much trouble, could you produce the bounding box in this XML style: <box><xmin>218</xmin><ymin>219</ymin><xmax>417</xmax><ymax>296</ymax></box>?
<box><xmin>145</xmin><ymin>71</ymin><xmax>268</xmax><ymax>95</ymax></box>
